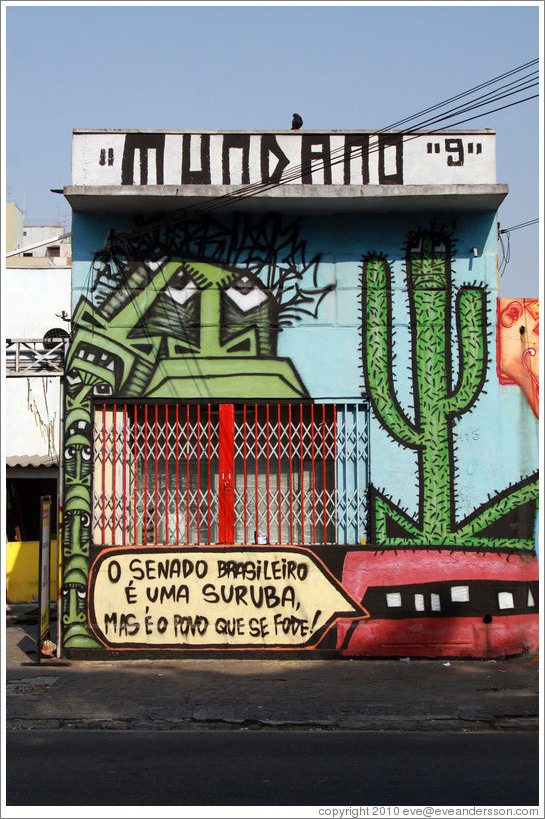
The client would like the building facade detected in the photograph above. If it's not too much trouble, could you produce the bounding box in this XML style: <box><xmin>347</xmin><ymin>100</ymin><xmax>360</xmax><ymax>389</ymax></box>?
<box><xmin>59</xmin><ymin>129</ymin><xmax>539</xmax><ymax>658</ymax></box>
<box><xmin>5</xmin><ymin>202</ymin><xmax>71</xmax><ymax>601</ymax></box>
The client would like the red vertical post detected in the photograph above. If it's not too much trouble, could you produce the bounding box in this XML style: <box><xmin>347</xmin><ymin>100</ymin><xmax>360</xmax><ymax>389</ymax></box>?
<box><xmin>143</xmin><ymin>404</ymin><xmax>148</xmax><ymax>544</ymax></box>
<box><xmin>254</xmin><ymin>404</ymin><xmax>259</xmax><ymax>542</ymax></box>
<box><xmin>277</xmin><ymin>404</ymin><xmax>282</xmax><ymax>544</ymax></box>
<box><xmin>175</xmin><ymin>405</ymin><xmax>180</xmax><ymax>545</ymax></box>
<box><xmin>123</xmin><ymin>404</ymin><xmax>127</xmax><ymax>545</ymax></box>
<box><xmin>102</xmin><ymin>404</ymin><xmax>106</xmax><ymax>546</ymax></box>
<box><xmin>196</xmin><ymin>404</ymin><xmax>201</xmax><ymax>544</ymax></box>
<box><xmin>300</xmin><ymin>404</ymin><xmax>304</xmax><ymax>545</ymax></box>
<box><xmin>186</xmin><ymin>404</ymin><xmax>190</xmax><ymax>544</ymax></box>
<box><xmin>311</xmin><ymin>403</ymin><xmax>316</xmax><ymax>543</ymax></box>
<box><xmin>219</xmin><ymin>403</ymin><xmax>235</xmax><ymax>544</ymax></box>
<box><xmin>322</xmin><ymin>404</ymin><xmax>327</xmax><ymax>543</ymax></box>
<box><xmin>165</xmin><ymin>405</ymin><xmax>169</xmax><ymax>545</ymax></box>
<box><xmin>266</xmin><ymin>404</ymin><xmax>270</xmax><ymax>544</ymax></box>
<box><xmin>243</xmin><ymin>404</ymin><xmax>247</xmax><ymax>544</ymax></box>
<box><xmin>112</xmin><ymin>404</ymin><xmax>116</xmax><ymax>545</ymax></box>
<box><xmin>154</xmin><ymin>404</ymin><xmax>158</xmax><ymax>545</ymax></box>
<box><xmin>207</xmin><ymin>404</ymin><xmax>211</xmax><ymax>545</ymax></box>
<box><xmin>133</xmin><ymin>405</ymin><xmax>138</xmax><ymax>544</ymax></box>
<box><xmin>288</xmin><ymin>403</ymin><xmax>293</xmax><ymax>543</ymax></box>
<box><xmin>333</xmin><ymin>404</ymin><xmax>337</xmax><ymax>546</ymax></box>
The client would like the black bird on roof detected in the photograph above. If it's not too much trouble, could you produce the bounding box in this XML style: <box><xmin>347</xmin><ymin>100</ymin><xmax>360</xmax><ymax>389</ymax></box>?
<box><xmin>291</xmin><ymin>113</ymin><xmax>303</xmax><ymax>130</ymax></box>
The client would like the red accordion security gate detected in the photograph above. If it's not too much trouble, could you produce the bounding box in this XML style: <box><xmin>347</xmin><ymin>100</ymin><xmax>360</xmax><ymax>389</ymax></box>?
<box><xmin>93</xmin><ymin>402</ymin><xmax>368</xmax><ymax>547</ymax></box>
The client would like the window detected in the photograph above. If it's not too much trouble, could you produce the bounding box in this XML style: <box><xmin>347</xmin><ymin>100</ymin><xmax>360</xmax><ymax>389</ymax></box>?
<box><xmin>450</xmin><ymin>585</ymin><xmax>470</xmax><ymax>602</ymax></box>
<box><xmin>414</xmin><ymin>593</ymin><xmax>425</xmax><ymax>611</ymax></box>
<box><xmin>46</xmin><ymin>245</ymin><xmax>60</xmax><ymax>258</ymax></box>
<box><xmin>430</xmin><ymin>593</ymin><xmax>441</xmax><ymax>611</ymax></box>
<box><xmin>92</xmin><ymin>402</ymin><xmax>369</xmax><ymax>546</ymax></box>
<box><xmin>498</xmin><ymin>591</ymin><xmax>514</xmax><ymax>610</ymax></box>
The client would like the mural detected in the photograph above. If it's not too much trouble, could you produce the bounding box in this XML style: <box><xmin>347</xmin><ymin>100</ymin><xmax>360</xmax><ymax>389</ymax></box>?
<box><xmin>360</xmin><ymin>228</ymin><xmax>539</xmax><ymax>549</ymax></box>
<box><xmin>61</xmin><ymin>213</ymin><xmax>336</xmax><ymax>650</ymax></box>
<box><xmin>497</xmin><ymin>298</ymin><xmax>539</xmax><ymax>418</ymax></box>
<box><xmin>61</xmin><ymin>211</ymin><xmax>539</xmax><ymax>657</ymax></box>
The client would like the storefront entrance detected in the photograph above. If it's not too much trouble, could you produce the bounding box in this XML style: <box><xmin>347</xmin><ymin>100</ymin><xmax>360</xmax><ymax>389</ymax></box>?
<box><xmin>93</xmin><ymin>402</ymin><xmax>369</xmax><ymax>548</ymax></box>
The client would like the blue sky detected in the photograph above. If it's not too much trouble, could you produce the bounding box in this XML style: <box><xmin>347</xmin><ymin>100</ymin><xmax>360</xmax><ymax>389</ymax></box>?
<box><xmin>3</xmin><ymin>1</ymin><xmax>542</xmax><ymax>297</ymax></box>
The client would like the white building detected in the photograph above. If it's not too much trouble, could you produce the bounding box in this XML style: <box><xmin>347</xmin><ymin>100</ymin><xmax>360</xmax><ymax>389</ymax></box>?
<box><xmin>5</xmin><ymin>202</ymin><xmax>71</xmax><ymax>541</ymax></box>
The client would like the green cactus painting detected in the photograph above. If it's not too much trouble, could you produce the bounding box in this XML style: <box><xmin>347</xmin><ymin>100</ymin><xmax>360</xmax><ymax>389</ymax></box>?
<box><xmin>361</xmin><ymin>228</ymin><xmax>538</xmax><ymax>550</ymax></box>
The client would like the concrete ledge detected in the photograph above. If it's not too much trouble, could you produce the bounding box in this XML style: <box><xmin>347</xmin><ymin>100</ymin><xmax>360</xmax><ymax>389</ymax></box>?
<box><xmin>63</xmin><ymin>184</ymin><xmax>508</xmax><ymax>214</ymax></box>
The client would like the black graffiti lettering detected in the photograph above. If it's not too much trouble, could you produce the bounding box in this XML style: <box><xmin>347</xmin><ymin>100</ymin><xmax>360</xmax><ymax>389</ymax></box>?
<box><xmin>202</xmin><ymin>583</ymin><xmax>219</xmax><ymax>603</ymax></box>
<box><xmin>215</xmin><ymin>616</ymin><xmax>245</xmax><ymax>636</ymax></box>
<box><xmin>222</xmin><ymin>134</ymin><xmax>250</xmax><ymax>184</ymax></box>
<box><xmin>121</xmin><ymin>133</ymin><xmax>165</xmax><ymax>185</ymax></box>
<box><xmin>145</xmin><ymin>584</ymin><xmax>190</xmax><ymax>604</ymax></box>
<box><xmin>260</xmin><ymin>134</ymin><xmax>290</xmax><ymax>184</ymax></box>
<box><xmin>273</xmin><ymin>613</ymin><xmax>310</xmax><ymax>637</ymax></box>
<box><xmin>104</xmin><ymin>612</ymin><xmax>117</xmax><ymax>634</ymax></box>
<box><xmin>129</xmin><ymin>558</ymin><xmax>144</xmax><ymax>581</ymax></box>
<box><xmin>343</xmin><ymin>135</ymin><xmax>370</xmax><ymax>185</ymax></box>
<box><xmin>301</xmin><ymin>135</ymin><xmax>332</xmax><ymax>184</ymax></box>
<box><xmin>145</xmin><ymin>614</ymin><xmax>153</xmax><ymax>635</ymax></box>
<box><xmin>108</xmin><ymin>560</ymin><xmax>121</xmax><ymax>583</ymax></box>
<box><xmin>157</xmin><ymin>559</ymin><xmax>181</xmax><ymax>579</ymax></box>
<box><xmin>296</xmin><ymin>564</ymin><xmax>308</xmax><ymax>581</ymax></box>
<box><xmin>217</xmin><ymin>559</ymin><xmax>308</xmax><ymax>582</ymax></box>
<box><xmin>181</xmin><ymin>134</ymin><xmax>211</xmax><ymax>184</ymax></box>
<box><xmin>132</xmin><ymin>558</ymin><xmax>207</xmax><ymax>582</ymax></box>
<box><xmin>173</xmin><ymin>614</ymin><xmax>209</xmax><ymax>636</ymax></box>
<box><xmin>218</xmin><ymin>560</ymin><xmax>237</xmax><ymax>578</ymax></box>
<box><xmin>195</xmin><ymin>560</ymin><xmax>208</xmax><ymax>578</ymax></box>
<box><xmin>249</xmin><ymin>616</ymin><xmax>269</xmax><ymax>637</ymax></box>
<box><xmin>124</xmin><ymin>580</ymin><xmax>137</xmax><ymax>604</ymax></box>
<box><xmin>119</xmin><ymin>613</ymin><xmax>140</xmax><ymax>636</ymax></box>
<box><xmin>157</xmin><ymin>616</ymin><xmax>168</xmax><ymax>634</ymax></box>
<box><xmin>445</xmin><ymin>138</ymin><xmax>464</xmax><ymax>167</ymax></box>
<box><xmin>378</xmin><ymin>134</ymin><xmax>403</xmax><ymax>184</ymax></box>
<box><xmin>202</xmin><ymin>583</ymin><xmax>298</xmax><ymax>608</ymax></box>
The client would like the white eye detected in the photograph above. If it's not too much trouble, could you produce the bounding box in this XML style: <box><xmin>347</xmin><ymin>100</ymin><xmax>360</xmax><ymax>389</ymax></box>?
<box><xmin>81</xmin><ymin>447</ymin><xmax>91</xmax><ymax>461</ymax></box>
<box><xmin>166</xmin><ymin>271</ymin><xmax>199</xmax><ymax>306</ymax></box>
<box><xmin>77</xmin><ymin>589</ymin><xmax>86</xmax><ymax>600</ymax></box>
<box><xmin>224</xmin><ymin>277</ymin><xmax>268</xmax><ymax>313</ymax></box>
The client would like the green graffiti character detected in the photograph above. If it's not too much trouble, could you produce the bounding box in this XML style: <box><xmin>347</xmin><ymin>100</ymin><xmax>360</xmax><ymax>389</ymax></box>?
<box><xmin>362</xmin><ymin>229</ymin><xmax>538</xmax><ymax>549</ymax></box>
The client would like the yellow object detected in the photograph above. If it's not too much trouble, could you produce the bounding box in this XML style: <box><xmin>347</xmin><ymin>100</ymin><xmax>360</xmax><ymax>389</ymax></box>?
<box><xmin>6</xmin><ymin>540</ymin><xmax>58</xmax><ymax>603</ymax></box>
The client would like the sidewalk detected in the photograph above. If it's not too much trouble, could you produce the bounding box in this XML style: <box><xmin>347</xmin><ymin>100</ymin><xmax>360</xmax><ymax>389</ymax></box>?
<box><xmin>5</xmin><ymin>603</ymin><xmax>540</xmax><ymax>733</ymax></box>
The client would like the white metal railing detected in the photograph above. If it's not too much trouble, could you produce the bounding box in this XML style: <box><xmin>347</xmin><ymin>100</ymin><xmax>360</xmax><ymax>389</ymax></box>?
<box><xmin>5</xmin><ymin>338</ymin><xmax>66</xmax><ymax>376</ymax></box>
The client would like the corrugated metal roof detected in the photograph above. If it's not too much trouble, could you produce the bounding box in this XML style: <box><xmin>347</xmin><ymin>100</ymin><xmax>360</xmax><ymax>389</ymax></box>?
<box><xmin>6</xmin><ymin>455</ymin><xmax>59</xmax><ymax>468</ymax></box>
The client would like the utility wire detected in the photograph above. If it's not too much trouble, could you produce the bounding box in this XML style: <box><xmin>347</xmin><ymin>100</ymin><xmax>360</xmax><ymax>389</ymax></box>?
<box><xmin>100</xmin><ymin>58</ymin><xmax>539</xmax><ymax>247</ymax></box>
<box><xmin>500</xmin><ymin>219</ymin><xmax>539</xmax><ymax>233</ymax></box>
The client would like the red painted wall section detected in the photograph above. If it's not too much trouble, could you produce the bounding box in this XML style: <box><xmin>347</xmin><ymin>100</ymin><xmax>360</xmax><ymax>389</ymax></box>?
<box><xmin>337</xmin><ymin>550</ymin><xmax>539</xmax><ymax>658</ymax></box>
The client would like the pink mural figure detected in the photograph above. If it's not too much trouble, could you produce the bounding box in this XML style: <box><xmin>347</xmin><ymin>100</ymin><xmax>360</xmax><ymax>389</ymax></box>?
<box><xmin>497</xmin><ymin>298</ymin><xmax>539</xmax><ymax>418</ymax></box>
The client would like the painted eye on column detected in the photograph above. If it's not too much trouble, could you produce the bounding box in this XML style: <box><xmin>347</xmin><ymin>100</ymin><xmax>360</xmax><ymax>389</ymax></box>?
<box><xmin>165</xmin><ymin>270</ymin><xmax>200</xmax><ymax>306</ymax></box>
<box><xmin>81</xmin><ymin>447</ymin><xmax>92</xmax><ymax>461</ymax></box>
<box><xmin>76</xmin><ymin>589</ymin><xmax>86</xmax><ymax>600</ymax></box>
<box><xmin>224</xmin><ymin>276</ymin><xmax>269</xmax><ymax>313</ymax></box>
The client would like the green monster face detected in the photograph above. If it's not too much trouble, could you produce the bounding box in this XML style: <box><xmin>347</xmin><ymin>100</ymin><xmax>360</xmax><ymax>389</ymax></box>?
<box><xmin>61</xmin><ymin>560</ymin><xmax>89</xmax><ymax>626</ymax></box>
<box><xmin>407</xmin><ymin>233</ymin><xmax>450</xmax><ymax>291</ymax></box>
<box><xmin>130</xmin><ymin>259</ymin><xmax>277</xmax><ymax>358</ymax></box>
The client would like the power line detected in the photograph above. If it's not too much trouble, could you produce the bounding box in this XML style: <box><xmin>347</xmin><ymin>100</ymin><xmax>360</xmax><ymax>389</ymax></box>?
<box><xmin>99</xmin><ymin>58</ymin><xmax>539</xmax><ymax>249</ymax></box>
<box><xmin>499</xmin><ymin>219</ymin><xmax>539</xmax><ymax>233</ymax></box>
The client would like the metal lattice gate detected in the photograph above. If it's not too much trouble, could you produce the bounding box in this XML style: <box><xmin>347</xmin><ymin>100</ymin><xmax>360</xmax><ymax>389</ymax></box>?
<box><xmin>93</xmin><ymin>402</ymin><xmax>369</xmax><ymax>546</ymax></box>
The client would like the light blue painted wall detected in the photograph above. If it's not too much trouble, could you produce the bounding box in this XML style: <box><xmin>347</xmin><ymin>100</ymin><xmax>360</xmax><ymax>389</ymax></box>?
<box><xmin>71</xmin><ymin>208</ymin><xmax>538</xmax><ymax>534</ymax></box>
